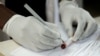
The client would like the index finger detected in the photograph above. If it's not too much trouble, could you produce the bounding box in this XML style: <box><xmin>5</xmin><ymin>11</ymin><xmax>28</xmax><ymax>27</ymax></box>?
<box><xmin>72</xmin><ymin>17</ymin><xmax>86</xmax><ymax>41</ymax></box>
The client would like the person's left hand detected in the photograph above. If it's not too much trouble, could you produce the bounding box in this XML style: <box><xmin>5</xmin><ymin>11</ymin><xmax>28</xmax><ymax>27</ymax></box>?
<box><xmin>60</xmin><ymin>0</ymin><xmax>98</xmax><ymax>41</ymax></box>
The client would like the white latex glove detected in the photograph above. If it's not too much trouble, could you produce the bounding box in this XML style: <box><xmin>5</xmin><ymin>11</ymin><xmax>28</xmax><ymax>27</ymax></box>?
<box><xmin>3</xmin><ymin>15</ymin><xmax>62</xmax><ymax>52</ymax></box>
<box><xmin>60</xmin><ymin>0</ymin><xmax>98</xmax><ymax>41</ymax></box>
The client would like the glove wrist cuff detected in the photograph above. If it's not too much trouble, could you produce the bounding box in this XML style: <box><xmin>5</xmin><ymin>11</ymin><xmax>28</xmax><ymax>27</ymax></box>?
<box><xmin>3</xmin><ymin>15</ymin><xmax>23</xmax><ymax>35</ymax></box>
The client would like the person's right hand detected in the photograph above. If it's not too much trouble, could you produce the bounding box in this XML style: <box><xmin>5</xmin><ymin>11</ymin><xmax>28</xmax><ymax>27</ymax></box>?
<box><xmin>60</xmin><ymin>0</ymin><xmax>98</xmax><ymax>41</ymax></box>
<box><xmin>3</xmin><ymin>15</ymin><xmax>62</xmax><ymax>52</ymax></box>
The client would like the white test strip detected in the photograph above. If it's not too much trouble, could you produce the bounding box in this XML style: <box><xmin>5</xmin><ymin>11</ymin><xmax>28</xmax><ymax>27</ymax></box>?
<box><xmin>24</xmin><ymin>3</ymin><xmax>46</xmax><ymax>25</ymax></box>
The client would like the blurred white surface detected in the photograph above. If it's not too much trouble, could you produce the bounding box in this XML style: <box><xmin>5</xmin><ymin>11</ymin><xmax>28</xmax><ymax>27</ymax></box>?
<box><xmin>0</xmin><ymin>26</ymin><xmax>100</xmax><ymax>56</ymax></box>
<box><xmin>11</xmin><ymin>26</ymin><xmax>100</xmax><ymax>56</ymax></box>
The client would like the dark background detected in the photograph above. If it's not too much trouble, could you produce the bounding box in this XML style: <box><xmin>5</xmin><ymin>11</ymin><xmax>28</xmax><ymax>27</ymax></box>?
<box><xmin>84</xmin><ymin>0</ymin><xmax>100</xmax><ymax>17</ymax></box>
<box><xmin>5</xmin><ymin>0</ymin><xmax>100</xmax><ymax>21</ymax></box>
<box><xmin>5</xmin><ymin>0</ymin><xmax>46</xmax><ymax>21</ymax></box>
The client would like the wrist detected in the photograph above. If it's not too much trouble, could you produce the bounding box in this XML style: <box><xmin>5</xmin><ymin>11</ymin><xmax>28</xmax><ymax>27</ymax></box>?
<box><xmin>3</xmin><ymin>15</ymin><xmax>27</xmax><ymax>39</ymax></box>
<box><xmin>3</xmin><ymin>15</ymin><xmax>23</xmax><ymax>34</ymax></box>
<box><xmin>0</xmin><ymin>4</ymin><xmax>15</xmax><ymax>30</ymax></box>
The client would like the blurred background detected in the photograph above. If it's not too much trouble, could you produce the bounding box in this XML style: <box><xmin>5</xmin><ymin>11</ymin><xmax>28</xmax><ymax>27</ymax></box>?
<box><xmin>73</xmin><ymin>0</ymin><xmax>100</xmax><ymax>17</ymax></box>
<box><xmin>84</xmin><ymin>0</ymin><xmax>100</xmax><ymax>17</ymax></box>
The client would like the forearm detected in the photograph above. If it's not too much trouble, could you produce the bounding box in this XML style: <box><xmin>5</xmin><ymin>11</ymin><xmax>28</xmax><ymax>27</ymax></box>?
<box><xmin>0</xmin><ymin>4</ymin><xmax>15</xmax><ymax>30</ymax></box>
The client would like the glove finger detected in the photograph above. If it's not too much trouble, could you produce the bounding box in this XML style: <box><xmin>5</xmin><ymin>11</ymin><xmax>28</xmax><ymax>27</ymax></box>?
<box><xmin>45</xmin><ymin>22</ymin><xmax>59</xmax><ymax>32</ymax></box>
<box><xmin>42</xmin><ymin>26</ymin><xmax>61</xmax><ymax>39</ymax></box>
<box><xmin>80</xmin><ymin>20</ymin><xmax>98</xmax><ymax>40</ymax></box>
<box><xmin>37</xmin><ymin>36</ymin><xmax>62</xmax><ymax>50</ymax></box>
<box><xmin>26</xmin><ymin>35</ymin><xmax>55</xmax><ymax>52</ymax></box>
<box><xmin>72</xmin><ymin>17</ymin><xmax>86</xmax><ymax>41</ymax></box>
<box><xmin>62</xmin><ymin>20</ymin><xmax>74</xmax><ymax>38</ymax></box>
<box><xmin>67</xmin><ymin>23</ymin><xmax>74</xmax><ymax>37</ymax></box>
<box><xmin>19</xmin><ymin>37</ymin><xmax>41</xmax><ymax>52</ymax></box>
<box><xmin>60</xmin><ymin>9</ymin><xmax>74</xmax><ymax>37</ymax></box>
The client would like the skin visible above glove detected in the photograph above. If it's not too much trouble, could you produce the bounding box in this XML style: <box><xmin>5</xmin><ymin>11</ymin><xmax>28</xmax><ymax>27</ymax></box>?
<box><xmin>60</xmin><ymin>0</ymin><xmax>98</xmax><ymax>41</ymax></box>
<box><xmin>0</xmin><ymin>4</ymin><xmax>15</xmax><ymax>29</ymax></box>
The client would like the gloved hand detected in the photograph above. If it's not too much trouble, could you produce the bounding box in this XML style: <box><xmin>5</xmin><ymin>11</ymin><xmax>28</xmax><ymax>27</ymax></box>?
<box><xmin>60</xmin><ymin>0</ymin><xmax>98</xmax><ymax>41</ymax></box>
<box><xmin>3</xmin><ymin>15</ymin><xmax>62</xmax><ymax>52</ymax></box>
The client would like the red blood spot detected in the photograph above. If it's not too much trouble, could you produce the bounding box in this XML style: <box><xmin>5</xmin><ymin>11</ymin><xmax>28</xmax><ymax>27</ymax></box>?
<box><xmin>61</xmin><ymin>41</ymin><xmax>66</xmax><ymax>49</ymax></box>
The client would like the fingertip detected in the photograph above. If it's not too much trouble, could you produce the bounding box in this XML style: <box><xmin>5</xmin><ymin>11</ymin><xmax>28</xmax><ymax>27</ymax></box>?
<box><xmin>68</xmin><ymin>30</ymin><xmax>73</xmax><ymax>38</ymax></box>
<box><xmin>71</xmin><ymin>36</ymin><xmax>79</xmax><ymax>41</ymax></box>
<box><xmin>55</xmin><ymin>38</ymin><xmax>63</xmax><ymax>46</ymax></box>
